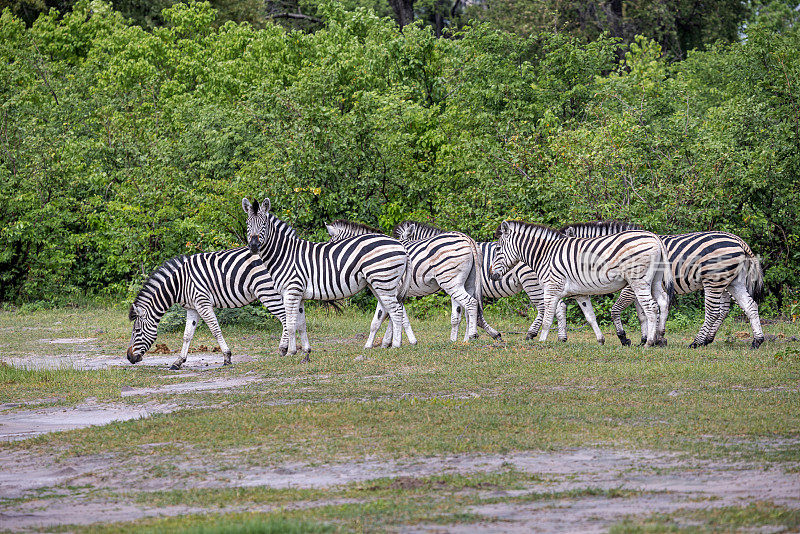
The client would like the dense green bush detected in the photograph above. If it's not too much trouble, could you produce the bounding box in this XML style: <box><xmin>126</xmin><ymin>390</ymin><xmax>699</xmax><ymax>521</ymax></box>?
<box><xmin>0</xmin><ymin>1</ymin><xmax>797</xmax><ymax>315</ymax></box>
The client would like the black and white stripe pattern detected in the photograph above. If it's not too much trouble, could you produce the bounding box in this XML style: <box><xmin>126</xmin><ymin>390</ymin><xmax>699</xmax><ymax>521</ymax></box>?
<box><xmin>490</xmin><ymin>221</ymin><xmax>675</xmax><ymax>346</ymax></box>
<box><xmin>327</xmin><ymin>220</ymin><xmax>501</xmax><ymax>341</ymax></box>
<box><xmin>245</xmin><ymin>199</ymin><xmax>416</xmax><ymax>357</ymax></box>
<box><xmin>562</xmin><ymin>222</ymin><xmax>765</xmax><ymax>348</ymax></box>
<box><xmin>127</xmin><ymin>247</ymin><xmax>309</xmax><ymax>369</ymax></box>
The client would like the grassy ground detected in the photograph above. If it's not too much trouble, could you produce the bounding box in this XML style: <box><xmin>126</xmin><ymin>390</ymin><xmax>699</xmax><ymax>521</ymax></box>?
<box><xmin>0</xmin><ymin>303</ymin><xmax>799</xmax><ymax>532</ymax></box>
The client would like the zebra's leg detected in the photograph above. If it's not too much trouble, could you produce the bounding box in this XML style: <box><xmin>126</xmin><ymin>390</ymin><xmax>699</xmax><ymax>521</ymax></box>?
<box><xmin>652</xmin><ymin>274</ymin><xmax>671</xmax><ymax>347</ymax></box>
<box><xmin>450</xmin><ymin>300</ymin><xmax>463</xmax><ymax>342</ymax></box>
<box><xmin>537</xmin><ymin>292</ymin><xmax>562</xmax><ymax>342</ymax></box>
<box><xmin>400</xmin><ymin>305</ymin><xmax>417</xmax><ymax>345</ymax></box>
<box><xmin>297</xmin><ymin>304</ymin><xmax>311</xmax><ymax>355</ymax></box>
<box><xmin>367</xmin><ymin>303</ymin><xmax>388</xmax><ymax>349</ymax></box>
<box><xmin>727</xmin><ymin>281</ymin><xmax>765</xmax><ymax>349</ymax></box>
<box><xmin>629</xmin><ymin>283</ymin><xmax>659</xmax><ymax>347</ymax></box>
<box><xmin>634</xmin><ymin>299</ymin><xmax>648</xmax><ymax>346</ymax></box>
<box><xmin>281</xmin><ymin>292</ymin><xmax>303</xmax><ymax>359</ymax></box>
<box><xmin>524</xmin><ymin>284</ymin><xmax>545</xmax><ymax>340</ymax></box>
<box><xmin>171</xmin><ymin>308</ymin><xmax>200</xmax><ymax>370</ymax></box>
<box><xmin>575</xmin><ymin>296</ymin><xmax>605</xmax><ymax>345</ymax></box>
<box><xmin>689</xmin><ymin>289</ymin><xmax>724</xmax><ymax>348</ymax></box>
<box><xmin>195</xmin><ymin>305</ymin><xmax>233</xmax><ymax>366</ymax></box>
<box><xmin>442</xmin><ymin>286</ymin><xmax>479</xmax><ymax>341</ymax></box>
<box><xmin>612</xmin><ymin>288</ymin><xmax>635</xmax><ymax>347</ymax></box>
<box><xmin>556</xmin><ymin>299</ymin><xmax>568</xmax><ymax>342</ymax></box>
<box><xmin>477</xmin><ymin>309</ymin><xmax>501</xmax><ymax>340</ymax></box>
<box><xmin>373</xmin><ymin>292</ymin><xmax>406</xmax><ymax>348</ymax></box>
<box><xmin>704</xmin><ymin>291</ymin><xmax>732</xmax><ymax>344</ymax></box>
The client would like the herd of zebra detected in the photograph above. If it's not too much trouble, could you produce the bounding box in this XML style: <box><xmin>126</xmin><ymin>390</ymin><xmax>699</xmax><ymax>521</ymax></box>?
<box><xmin>126</xmin><ymin>197</ymin><xmax>765</xmax><ymax>370</ymax></box>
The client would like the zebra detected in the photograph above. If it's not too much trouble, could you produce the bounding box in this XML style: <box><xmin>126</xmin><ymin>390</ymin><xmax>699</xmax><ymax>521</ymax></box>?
<box><xmin>326</xmin><ymin>220</ymin><xmax>501</xmax><ymax>342</ymax></box>
<box><xmin>244</xmin><ymin>199</ymin><xmax>416</xmax><ymax>358</ymax></box>
<box><xmin>561</xmin><ymin>222</ymin><xmax>765</xmax><ymax>348</ymax></box>
<box><xmin>127</xmin><ymin>247</ymin><xmax>310</xmax><ymax>370</ymax></box>
<box><xmin>490</xmin><ymin>221</ymin><xmax>675</xmax><ymax>346</ymax></box>
<box><xmin>371</xmin><ymin>222</ymin><xmax>586</xmax><ymax>342</ymax></box>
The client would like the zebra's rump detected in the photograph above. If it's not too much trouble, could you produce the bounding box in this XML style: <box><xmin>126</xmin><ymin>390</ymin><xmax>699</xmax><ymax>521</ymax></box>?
<box><xmin>404</xmin><ymin>233</ymin><xmax>475</xmax><ymax>290</ymax></box>
<box><xmin>662</xmin><ymin>232</ymin><xmax>751</xmax><ymax>294</ymax></box>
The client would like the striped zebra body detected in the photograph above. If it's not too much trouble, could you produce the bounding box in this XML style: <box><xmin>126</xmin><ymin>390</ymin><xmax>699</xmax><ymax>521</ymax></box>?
<box><xmin>245</xmin><ymin>200</ymin><xmax>415</xmax><ymax>357</ymax></box>
<box><xmin>490</xmin><ymin>221</ymin><xmax>674</xmax><ymax>346</ymax></box>
<box><xmin>126</xmin><ymin>247</ymin><xmax>309</xmax><ymax>369</ymax></box>
<box><xmin>326</xmin><ymin>220</ymin><xmax>500</xmax><ymax>341</ymax></box>
<box><xmin>562</xmin><ymin>222</ymin><xmax>765</xmax><ymax>348</ymax></box>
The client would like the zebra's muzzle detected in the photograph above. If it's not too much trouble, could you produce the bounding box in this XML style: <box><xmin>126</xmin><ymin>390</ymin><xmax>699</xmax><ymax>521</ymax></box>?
<box><xmin>490</xmin><ymin>270</ymin><xmax>503</xmax><ymax>281</ymax></box>
<box><xmin>248</xmin><ymin>236</ymin><xmax>260</xmax><ymax>254</ymax></box>
<box><xmin>126</xmin><ymin>346</ymin><xmax>142</xmax><ymax>364</ymax></box>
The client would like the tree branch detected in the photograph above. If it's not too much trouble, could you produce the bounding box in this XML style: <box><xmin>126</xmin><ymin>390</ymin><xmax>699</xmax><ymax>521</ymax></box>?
<box><xmin>267</xmin><ymin>13</ymin><xmax>323</xmax><ymax>24</ymax></box>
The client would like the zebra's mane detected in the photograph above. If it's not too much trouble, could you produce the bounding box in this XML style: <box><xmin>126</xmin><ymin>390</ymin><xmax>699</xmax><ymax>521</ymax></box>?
<box><xmin>495</xmin><ymin>221</ymin><xmax>566</xmax><ymax>240</ymax></box>
<box><xmin>329</xmin><ymin>219</ymin><xmax>384</xmax><ymax>235</ymax></box>
<box><xmin>129</xmin><ymin>256</ymin><xmax>187</xmax><ymax>319</ymax></box>
<box><xmin>392</xmin><ymin>220</ymin><xmax>446</xmax><ymax>238</ymax></box>
<box><xmin>559</xmin><ymin>220</ymin><xmax>640</xmax><ymax>235</ymax></box>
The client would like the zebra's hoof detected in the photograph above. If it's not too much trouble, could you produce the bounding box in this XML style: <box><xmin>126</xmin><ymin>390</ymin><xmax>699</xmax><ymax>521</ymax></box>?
<box><xmin>597</xmin><ymin>338</ymin><xmax>605</xmax><ymax>345</ymax></box>
<box><xmin>656</xmin><ymin>338</ymin><xmax>668</xmax><ymax>347</ymax></box>
<box><xmin>688</xmin><ymin>341</ymin><xmax>699</xmax><ymax>349</ymax></box>
<box><xmin>169</xmin><ymin>364</ymin><xmax>181</xmax><ymax>371</ymax></box>
<box><xmin>278</xmin><ymin>346</ymin><xmax>288</xmax><ymax>357</ymax></box>
<box><xmin>619</xmin><ymin>336</ymin><xmax>631</xmax><ymax>347</ymax></box>
<box><xmin>525</xmin><ymin>333</ymin><xmax>536</xmax><ymax>341</ymax></box>
<box><xmin>493</xmin><ymin>333</ymin><xmax>502</xmax><ymax>341</ymax></box>
<box><xmin>558</xmin><ymin>337</ymin><xmax>567</xmax><ymax>343</ymax></box>
<box><xmin>300</xmin><ymin>354</ymin><xmax>311</xmax><ymax>364</ymax></box>
<box><xmin>751</xmin><ymin>337</ymin><xmax>765</xmax><ymax>349</ymax></box>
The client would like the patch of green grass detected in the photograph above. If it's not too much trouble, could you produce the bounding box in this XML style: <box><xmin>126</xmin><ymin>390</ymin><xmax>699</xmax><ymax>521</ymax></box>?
<box><xmin>59</xmin><ymin>514</ymin><xmax>341</xmax><ymax>534</ymax></box>
<box><xmin>609</xmin><ymin>502</ymin><xmax>800</xmax><ymax>532</ymax></box>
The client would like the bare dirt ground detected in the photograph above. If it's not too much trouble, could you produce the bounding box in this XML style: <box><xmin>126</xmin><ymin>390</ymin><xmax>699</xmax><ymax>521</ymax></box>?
<box><xmin>1</xmin><ymin>444</ymin><xmax>799</xmax><ymax>531</ymax></box>
<box><xmin>2</xmin><ymin>334</ymin><xmax>799</xmax><ymax>531</ymax></box>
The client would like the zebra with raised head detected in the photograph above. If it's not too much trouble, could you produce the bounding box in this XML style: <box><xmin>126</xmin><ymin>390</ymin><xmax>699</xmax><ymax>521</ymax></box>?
<box><xmin>244</xmin><ymin>199</ymin><xmax>416</xmax><ymax>358</ymax></box>
<box><xmin>490</xmin><ymin>221</ymin><xmax>675</xmax><ymax>346</ymax></box>
<box><xmin>127</xmin><ymin>246</ymin><xmax>310</xmax><ymax>370</ymax></box>
<box><xmin>561</xmin><ymin>222</ymin><xmax>765</xmax><ymax>348</ymax></box>
<box><xmin>326</xmin><ymin>220</ymin><xmax>501</xmax><ymax>342</ymax></box>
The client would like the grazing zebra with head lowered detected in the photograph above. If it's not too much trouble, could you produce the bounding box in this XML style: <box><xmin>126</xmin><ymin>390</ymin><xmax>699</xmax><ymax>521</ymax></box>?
<box><xmin>561</xmin><ymin>222</ymin><xmax>765</xmax><ymax>348</ymax></box>
<box><xmin>326</xmin><ymin>220</ymin><xmax>500</xmax><ymax>342</ymax></box>
<box><xmin>127</xmin><ymin>247</ymin><xmax>309</xmax><ymax>370</ymax></box>
<box><xmin>244</xmin><ymin>199</ymin><xmax>415</xmax><ymax>358</ymax></box>
<box><xmin>490</xmin><ymin>221</ymin><xmax>675</xmax><ymax>346</ymax></box>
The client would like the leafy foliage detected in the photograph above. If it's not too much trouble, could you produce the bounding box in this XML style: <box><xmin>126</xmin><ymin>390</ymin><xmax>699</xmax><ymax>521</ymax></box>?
<box><xmin>0</xmin><ymin>1</ymin><xmax>798</xmax><ymax>315</ymax></box>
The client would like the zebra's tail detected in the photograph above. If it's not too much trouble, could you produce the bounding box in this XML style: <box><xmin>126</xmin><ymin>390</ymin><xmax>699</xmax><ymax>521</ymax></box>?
<box><xmin>467</xmin><ymin>234</ymin><xmax>501</xmax><ymax>339</ymax></box>
<box><xmin>744</xmin><ymin>249</ymin><xmax>765</xmax><ymax>303</ymax></box>
<box><xmin>656</xmin><ymin>236</ymin><xmax>676</xmax><ymax>304</ymax></box>
<box><xmin>397</xmin><ymin>252</ymin><xmax>412</xmax><ymax>303</ymax></box>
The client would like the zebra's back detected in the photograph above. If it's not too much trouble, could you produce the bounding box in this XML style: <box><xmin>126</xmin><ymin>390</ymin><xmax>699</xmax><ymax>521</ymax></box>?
<box><xmin>270</xmin><ymin>234</ymin><xmax>408</xmax><ymax>301</ymax></box>
<box><xmin>184</xmin><ymin>247</ymin><xmax>281</xmax><ymax>311</ymax></box>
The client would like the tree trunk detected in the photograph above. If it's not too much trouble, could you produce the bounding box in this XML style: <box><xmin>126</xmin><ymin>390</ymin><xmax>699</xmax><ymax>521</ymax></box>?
<box><xmin>388</xmin><ymin>0</ymin><xmax>415</xmax><ymax>28</ymax></box>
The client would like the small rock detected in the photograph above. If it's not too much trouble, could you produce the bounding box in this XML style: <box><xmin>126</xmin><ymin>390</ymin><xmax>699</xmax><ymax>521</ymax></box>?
<box><xmin>668</xmin><ymin>390</ymin><xmax>680</xmax><ymax>397</ymax></box>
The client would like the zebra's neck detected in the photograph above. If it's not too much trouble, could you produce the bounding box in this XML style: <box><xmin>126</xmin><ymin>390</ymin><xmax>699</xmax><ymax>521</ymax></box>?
<box><xmin>511</xmin><ymin>224</ymin><xmax>564</xmax><ymax>273</ymax></box>
<box><xmin>133</xmin><ymin>258</ymin><xmax>186</xmax><ymax>319</ymax></box>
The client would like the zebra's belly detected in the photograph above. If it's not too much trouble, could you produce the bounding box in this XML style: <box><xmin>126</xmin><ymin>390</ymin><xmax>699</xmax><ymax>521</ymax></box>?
<box><xmin>407</xmin><ymin>279</ymin><xmax>441</xmax><ymax>298</ymax></box>
<box><xmin>562</xmin><ymin>278</ymin><xmax>627</xmax><ymax>297</ymax></box>
<box><xmin>207</xmin><ymin>293</ymin><xmax>256</xmax><ymax>309</ymax></box>
<box><xmin>304</xmin><ymin>279</ymin><xmax>368</xmax><ymax>301</ymax></box>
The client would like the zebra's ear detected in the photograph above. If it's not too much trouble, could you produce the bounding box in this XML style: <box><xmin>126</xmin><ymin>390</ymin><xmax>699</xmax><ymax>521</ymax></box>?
<box><xmin>242</xmin><ymin>198</ymin><xmax>252</xmax><ymax>215</ymax></box>
<box><xmin>260</xmin><ymin>198</ymin><xmax>271</xmax><ymax>215</ymax></box>
<box><xmin>325</xmin><ymin>223</ymin><xmax>335</xmax><ymax>237</ymax></box>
